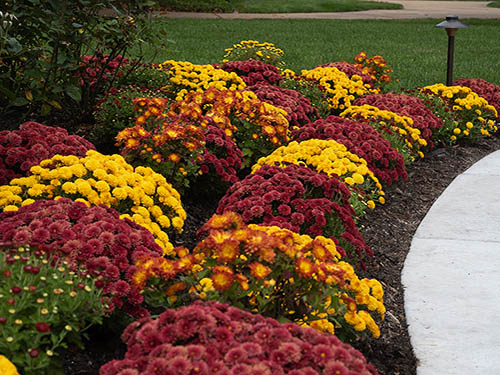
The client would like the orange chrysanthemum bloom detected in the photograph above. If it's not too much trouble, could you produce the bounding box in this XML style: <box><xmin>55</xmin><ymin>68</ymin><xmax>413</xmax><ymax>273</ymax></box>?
<box><xmin>249</xmin><ymin>262</ymin><xmax>272</xmax><ymax>279</ymax></box>
<box><xmin>211</xmin><ymin>266</ymin><xmax>234</xmax><ymax>291</ymax></box>
<box><xmin>295</xmin><ymin>257</ymin><xmax>315</xmax><ymax>279</ymax></box>
<box><xmin>217</xmin><ymin>239</ymin><xmax>239</xmax><ymax>263</ymax></box>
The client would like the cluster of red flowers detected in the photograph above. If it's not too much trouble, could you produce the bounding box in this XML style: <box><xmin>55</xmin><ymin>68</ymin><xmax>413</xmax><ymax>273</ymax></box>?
<box><xmin>100</xmin><ymin>300</ymin><xmax>377</xmax><ymax>375</ymax></box>
<box><xmin>78</xmin><ymin>54</ymin><xmax>127</xmax><ymax>88</ymax></box>
<box><xmin>291</xmin><ymin>116</ymin><xmax>408</xmax><ymax>186</ymax></box>
<box><xmin>218</xmin><ymin>59</ymin><xmax>283</xmax><ymax>86</ymax></box>
<box><xmin>247</xmin><ymin>83</ymin><xmax>320</xmax><ymax>128</ymax></box>
<box><xmin>0</xmin><ymin>198</ymin><xmax>164</xmax><ymax>316</ymax></box>
<box><xmin>354</xmin><ymin>93</ymin><xmax>443</xmax><ymax>148</ymax></box>
<box><xmin>453</xmin><ymin>78</ymin><xmax>500</xmax><ymax>117</ymax></box>
<box><xmin>319</xmin><ymin>62</ymin><xmax>375</xmax><ymax>88</ymax></box>
<box><xmin>0</xmin><ymin>121</ymin><xmax>95</xmax><ymax>185</ymax></box>
<box><xmin>216</xmin><ymin>164</ymin><xmax>372</xmax><ymax>264</ymax></box>
<box><xmin>201</xmin><ymin>123</ymin><xmax>243</xmax><ymax>185</ymax></box>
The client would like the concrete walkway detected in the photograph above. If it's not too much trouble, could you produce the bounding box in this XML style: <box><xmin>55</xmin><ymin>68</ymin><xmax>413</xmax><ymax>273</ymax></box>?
<box><xmin>158</xmin><ymin>1</ymin><xmax>500</xmax><ymax>19</ymax></box>
<box><xmin>402</xmin><ymin>150</ymin><xmax>500</xmax><ymax>374</ymax></box>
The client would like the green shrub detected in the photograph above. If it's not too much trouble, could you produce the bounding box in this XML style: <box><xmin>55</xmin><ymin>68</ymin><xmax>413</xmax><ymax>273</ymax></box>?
<box><xmin>0</xmin><ymin>0</ymin><xmax>169</xmax><ymax>125</ymax></box>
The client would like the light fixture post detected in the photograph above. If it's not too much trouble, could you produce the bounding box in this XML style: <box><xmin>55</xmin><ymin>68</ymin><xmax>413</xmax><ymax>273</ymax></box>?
<box><xmin>435</xmin><ymin>15</ymin><xmax>468</xmax><ymax>86</ymax></box>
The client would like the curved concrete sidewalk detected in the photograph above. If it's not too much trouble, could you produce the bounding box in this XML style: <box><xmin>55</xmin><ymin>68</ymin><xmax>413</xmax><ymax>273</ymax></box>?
<box><xmin>402</xmin><ymin>149</ymin><xmax>500</xmax><ymax>374</ymax></box>
<box><xmin>158</xmin><ymin>1</ymin><xmax>500</xmax><ymax>19</ymax></box>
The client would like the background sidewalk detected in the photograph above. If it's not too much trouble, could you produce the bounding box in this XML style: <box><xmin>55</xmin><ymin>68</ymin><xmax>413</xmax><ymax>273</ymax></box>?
<box><xmin>157</xmin><ymin>1</ymin><xmax>500</xmax><ymax>19</ymax></box>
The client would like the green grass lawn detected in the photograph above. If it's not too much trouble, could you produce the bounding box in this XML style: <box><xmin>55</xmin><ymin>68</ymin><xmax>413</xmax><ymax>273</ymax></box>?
<box><xmin>157</xmin><ymin>0</ymin><xmax>402</xmax><ymax>13</ymax></box>
<box><xmin>145</xmin><ymin>18</ymin><xmax>500</xmax><ymax>89</ymax></box>
<box><xmin>488</xmin><ymin>0</ymin><xmax>500</xmax><ymax>7</ymax></box>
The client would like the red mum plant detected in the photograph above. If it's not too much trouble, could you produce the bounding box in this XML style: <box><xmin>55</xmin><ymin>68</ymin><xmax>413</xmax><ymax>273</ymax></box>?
<box><xmin>77</xmin><ymin>54</ymin><xmax>127</xmax><ymax>90</ymax></box>
<box><xmin>99</xmin><ymin>300</ymin><xmax>378</xmax><ymax>375</ymax></box>
<box><xmin>319</xmin><ymin>61</ymin><xmax>375</xmax><ymax>89</ymax></box>
<box><xmin>453</xmin><ymin>78</ymin><xmax>500</xmax><ymax>118</ymax></box>
<box><xmin>216</xmin><ymin>164</ymin><xmax>372</xmax><ymax>266</ymax></box>
<box><xmin>0</xmin><ymin>198</ymin><xmax>165</xmax><ymax>316</ymax></box>
<box><xmin>0</xmin><ymin>121</ymin><xmax>95</xmax><ymax>185</ymax></box>
<box><xmin>217</xmin><ymin>59</ymin><xmax>283</xmax><ymax>86</ymax></box>
<box><xmin>247</xmin><ymin>83</ymin><xmax>321</xmax><ymax>128</ymax></box>
<box><xmin>354</xmin><ymin>92</ymin><xmax>443</xmax><ymax>149</ymax></box>
<box><xmin>291</xmin><ymin>116</ymin><xmax>408</xmax><ymax>186</ymax></box>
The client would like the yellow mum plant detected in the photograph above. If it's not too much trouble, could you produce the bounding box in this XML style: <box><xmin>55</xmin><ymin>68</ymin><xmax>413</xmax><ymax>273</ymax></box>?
<box><xmin>222</xmin><ymin>40</ymin><xmax>286</xmax><ymax>68</ymax></box>
<box><xmin>340</xmin><ymin>104</ymin><xmax>427</xmax><ymax>164</ymax></box>
<box><xmin>301</xmin><ymin>66</ymin><xmax>376</xmax><ymax>112</ymax></box>
<box><xmin>0</xmin><ymin>151</ymin><xmax>186</xmax><ymax>255</ymax></box>
<box><xmin>422</xmin><ymin>83</ymin><xmax>498</xmax><ymax>143</ymax></box>
<box><xmin>159</xmin><ymin>60</ymin><xmax>246</xmax><ymax>101</ymax></box>
<box><xmin>251</xmin><ymin>139</ymin><xmax>385</xmax><ymax>215</ymax></box>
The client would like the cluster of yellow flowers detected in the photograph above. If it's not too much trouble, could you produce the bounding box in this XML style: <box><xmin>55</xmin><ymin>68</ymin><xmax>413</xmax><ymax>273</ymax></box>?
<box><xmin>222</xmin><ymin>40</ymin><xmax>285</xmax><ymax>67</ymax></box>
<box><xmin>301</xmin><ymin>67</ymin><xmax>376</xmax><ymax>111</ymax></box>
<box><xmin>251</xmin><ymin>224</ymin><xmax>385</xmax><ymax>338</ymax></box>
<box><xmin>423</xmin><ymin>84</ymin><xmax>498</xmax><ymax>141</ymax></box>
<box><xmin>251</xmin><ymin>139</ymin><xmax>385</xmax><ymax>210</ymax></box>
<box><xmin>0</xmin><ymin>151</ymin><xmax>186</xmax><ymax>255</ymax></box>
<box><xmin>159</xmin><ymin>60</ymin><xmax>246</xmax><ymax>101</ymax></box>
<box><xmin>341</xmin><ymin>104</ymin><xmax>427</xmax><ymax>162</ymax></box>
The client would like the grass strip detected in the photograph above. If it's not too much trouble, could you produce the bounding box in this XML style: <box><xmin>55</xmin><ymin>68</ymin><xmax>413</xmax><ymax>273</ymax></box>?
<box><xmin>144</xmin><ymin>18</ymin><xmax>500</xmax><ymax>89</ymax></box>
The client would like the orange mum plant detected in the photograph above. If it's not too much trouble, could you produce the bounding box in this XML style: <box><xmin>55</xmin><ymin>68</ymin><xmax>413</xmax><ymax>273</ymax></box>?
<box><xmin>168</xmin><ymin>88</ymin><xmax>290</xmax><ymax>167</ymax></box>
<box><xmin>132</xmin><ymin>212</ymin><xmax>385</xmax><ymax>340</ymax></box>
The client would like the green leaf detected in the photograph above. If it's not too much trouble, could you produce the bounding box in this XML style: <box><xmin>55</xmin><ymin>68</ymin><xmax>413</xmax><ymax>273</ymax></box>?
<box><xmin>41</xmin><ymin>103</ymin><xmax>51</xmax><ymax>116</ymax></box>
<box><xmin>65</xmin><ymin>85</ymin><xmax>82</xmax><ymax>102</ymax></box>
<box><xmin>11</xmin><ymin>97</ymin><xmax>29</xmax><ymax>107</ymax></box>
<box><xmin>6</xmin><ymin>37</ymin><xmax>22</xmax><ymax>54</ymax></box>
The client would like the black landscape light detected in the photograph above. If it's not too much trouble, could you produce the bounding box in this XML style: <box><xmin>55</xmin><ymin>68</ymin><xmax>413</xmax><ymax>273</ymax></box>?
<box><xmin>435</xmin><ymin>15</ymin><xmax>468</xmax><ymax>86</ymax></box>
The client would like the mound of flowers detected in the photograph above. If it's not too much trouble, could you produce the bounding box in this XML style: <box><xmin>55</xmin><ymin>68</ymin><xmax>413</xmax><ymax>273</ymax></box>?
<box><xmin>222</xmin><ymin>40</ymin><xmax>286</xmax><ymax>67</ymax></box>
<box><xmin>158</xmin><ymin>60</ymin><xmax>246</xmax><ymax>101</ymax></box>
<box><xmin>340</xmin><ymin>104</ymin><xmax>427</xmax><ymax>165</ymax></box>
<box><xmin>0</xmin><ymin>121</ymin><xmax>95</xmax><ymax>185</ymax></box>
<box><xmin>353</xmin><ymin>52</ymin><xmax>393</xmax><ymax>91</ymax></box>
<box><xmin>0</xmin><ymin>243</ymin><xmax>108</xmax><ymax>374</ymax></box>
<box><xmin>217</xmin><ymin>59</ymin><xmax>283</xmax><ymax>86</ymax></box>
<box><xmin>453</xmin><ymin>78</ymin><xmax>500</xmax><ymax>118</ymax></box>
<box><xmin>353</xmin><ymin>92</ymin><xmax>443</xmax><ymax>148</ymax></box>
<box><xmin>422</xmin><ymin>83</ymin><xmax>498</xmax><ymax>143</ymax></box>
<box><xmin>0</xmin><ymin>151</ymin><xmax>186</xmax><ymax>255</ymax></box>
<box><xmin>291</xmin><ymin>116</ymin><xmax>408</xmax><ymax>186</ymax></box>
<box><xmin>116</xmin><ymin>98</ymin><xmax>243</xmax><ymax>194</ymax></box>
<box><xmin>0</xmin><ymin>198</ymin><xmax>165</xmax><ymax>315</ymax></box>
<box><xmin>216</xmin><ymin>164</ymin><xmax>372</xmax><ymax>264</ymax></box>
<box><xmin>247</xmin><ymin>83</ymin><xmax>321</xmax><ymax>128</ymax></box>
<box><xmin>168</xmin><ymin>88</ymin><xmax>290</xmax><ymax>166</ymax></box>
<box><xmin>251</xmin><ymin>139</ymin><xmax>385</xmax><ymax>216</ymax></box>
<box><xmin>301</xmin><ymin>67</ymin><xmax>374</xmax><ymax>112</ymax></box>
<box><xmin>99</xmin><ymin>300</ymin><xmax>379</xmax><ymax>375</ymax></box>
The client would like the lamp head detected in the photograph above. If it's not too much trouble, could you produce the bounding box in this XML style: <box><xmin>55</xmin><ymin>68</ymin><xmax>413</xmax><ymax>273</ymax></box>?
<box><xmin>435</xmin><ymin>15</ymin><xmax>468</xmax><ymax>36</ymax></box>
